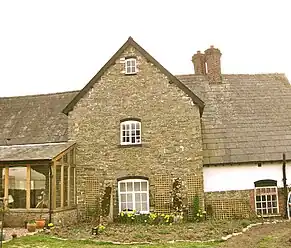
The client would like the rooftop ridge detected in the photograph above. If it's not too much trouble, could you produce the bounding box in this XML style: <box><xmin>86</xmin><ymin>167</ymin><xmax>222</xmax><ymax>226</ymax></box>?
<box><xmin>176</xmin><ymin>73</ymin><xmax>287</xmax><ymax>77</ymax></box>
<box><xmin>0</xmin><ymin>90</ymin><xmax>79</xmax><ymax>100</ymax></box>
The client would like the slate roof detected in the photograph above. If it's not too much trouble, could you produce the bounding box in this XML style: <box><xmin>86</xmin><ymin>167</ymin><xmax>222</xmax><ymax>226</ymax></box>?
<box><xmin>0</xmin><ymin>91</ymin><xmax>78</xmax><ymax>146</ymax></box>
<box><xmin>0</xmin><ymin>142</ymin><xmax>75</xmax><ymax>162</ymax></box>
<box><xmin>1</xmin><ymin>69</ymin><xmax>291</xmax><ymax>165</ymax></box>
<box><xmin>178</xmin><ymin>73</ymin><xmax>291</xmax><ymax>165</ymax></box>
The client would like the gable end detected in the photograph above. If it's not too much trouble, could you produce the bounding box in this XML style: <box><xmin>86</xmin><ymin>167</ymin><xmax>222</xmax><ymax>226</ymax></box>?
<box><xmin>62</xmin><ymin>37</ymin><xmax>204</xmax><ymax>116</ymax></box>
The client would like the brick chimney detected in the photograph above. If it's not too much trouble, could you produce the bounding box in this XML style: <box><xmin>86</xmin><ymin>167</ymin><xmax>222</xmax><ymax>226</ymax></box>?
<box><xmin>204</xmin><ymin>46</ymin><xmax>222</xmax><ymax>83</ymax></box>
<box><xmin>192</xmin><ymin>51</ymin><xmax>206</xmax><ymax>75</ymax></box>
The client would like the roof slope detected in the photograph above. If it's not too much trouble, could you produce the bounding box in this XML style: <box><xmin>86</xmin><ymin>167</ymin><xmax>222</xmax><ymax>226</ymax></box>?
<box><xmin>0</xmin><ymin>142</ymin><xmax>75</xmax><ymax>162</ymax></box>
<box><xmin>63</xmin><ymin>37</ymin><xmax>204</xmax><ymax>115</ymax></box>
<box><xmin>178</xmin><ymin>73</ymin><xmax>291</xmax><ymax>165</ymax></box>
<box><xmin>0</xmin><ymin>91</ymin><xmax>78</xmax><ymax>146</ymax></box>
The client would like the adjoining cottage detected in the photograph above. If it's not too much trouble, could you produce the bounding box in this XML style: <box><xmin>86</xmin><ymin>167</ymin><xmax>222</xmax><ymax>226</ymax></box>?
<box><xmin>1</xmin><ymin>37</ymin><xmax>291</xmax><ymax>226</ymax></box>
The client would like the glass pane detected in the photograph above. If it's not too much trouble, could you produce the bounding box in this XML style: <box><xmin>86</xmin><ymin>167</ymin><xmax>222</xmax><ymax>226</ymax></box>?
<box><xmin>134</xmin><ymin>182</ymin><xmax>140</xmax><ymax>191</ymax></box>
<box><xmin>141</xmin><ymin>202</ymin><xmax>147</xmax><ymax>211</ymax></box>
<box><xmin>70</xmin><ymin>167</ymin><xmax>75</xmax><ymax>206</ymax></box>
<box><xmin>273</xmin><ymin>208</ymin><xmax>278</xmax><ymax>214</ymax></box>
<box><xmin>262</xmin><ymin>195</ymin><xmax>266</xmax><ymax>201</ymax></box>
<box><xmin>141</xmin><ymin>182</ymin><xmax>147</xmax><ymax>191</ymax></box>
<box><xmin>121</xmin><ymin>202</ymin><xmax>126</xmax><ymax>211</ymax></box>
<box><xmin>136</xmin><ymin>122</ymin><xmax>140</xmax><ymax>129</ymax></box>
<box><xmin>63</xmin><ymin>166</ymin><xmax>68</xmax><ymax>207</ymax></box>
<box><xmin>127</xmin><ymin>182</ymin><xmax>133</xmax><ymax>192</ymax></box>
<box><xmin>256</xmin><ymin>203</ymin><xmax>261</xmax><ymax>208</ymax></box>
<box><xmin>135</xmin><ymin>202</ymin><xmax>141</xmax><ymax>211</ymax></box>
<box><xmin>8</xmin><ymin>167</ymin><xmax>26</xmax><ymax>208</ymax></box>
<box><xmin>256</xmin><ymin>196</ymin><xmax>261</xmax><ymax>201</ymax></box>
<box><xmin>262</xmin><ymin>209</ymin><xmax>267</xmax><ymax>214</ymax></box>
<box><xmin>267</xmin><ymin>202</ymin><xmax>271</xmax><ymax>208</ymax></box>
<box><xmin>135</xmin><ymin>193</ymin><xmax>141</xmax><ymax>201</ymax></box>
<box><xmin>131</xmin><ymin>123</ymin><xmax>136</xmax><ymax>129</ymax></box>
<box><xmin>273</xmin><ymin>201</ymin><xmax>277</xmax><ymax>207</ymax></box>
<box><xmin>262</xmin><ymin>202</ymin><xmax>266</xmax><ymax>208</ymax></box>
<box><xmin>141</xmin><ymin>193</ymin><xmax>147</xmax><ymax>201</ymax></box>
<box><xmin>120</xmin><ymin>194</ymin><xmax>126</xmax><ymax>202</ymax></box>
<box><xmin>126</xmin><ymin>61</ymin><xmax>131</xmax><ymax>66</ymax></box>
<box><xmin>272</xmin><ymin>195</ymin><xmax>276</xmax><ymax>200</ymax></box>
<box><xmin>127</xmin><ymin>202</ymin><xmax>133</xmax><ymax>211</ymax></box>
<box><xmin>267</xmin><ymin>195</ymin><xmax>271</xmax><ymax>201</ymax></box>
<box><xmin>120</xmin><ymin>183</ymin><xmax>126</xmax><ymax>192</ymax></box>
<box><xmin>56</xmin><ymin>166</ymin><xmax>61</xmax><ymax>208</ymax></box>
<box><xmin>30</xmin><ymin>165</ymin><xmax>49</xmax><ymax>209</ymax></box>
<box><xmin>127</xmin><ymin>193</ymin><xmax>132</xmax><ymax>202</ymax></box>
<box><xmin>0</xmin><ymin>168</ymin><xmax>4</xmax><ymax>200</ymax></box>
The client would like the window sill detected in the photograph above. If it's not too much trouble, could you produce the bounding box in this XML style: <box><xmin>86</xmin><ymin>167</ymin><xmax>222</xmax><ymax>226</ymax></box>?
<box><xmin>119</xmin><ymin>144</ymin><xmax>143</xmax><ymax>148</ymax></box>
<box><xmin>124</xmin><ymin>73</ymin><xmax>137</xmax><ymax>76</ymax></box>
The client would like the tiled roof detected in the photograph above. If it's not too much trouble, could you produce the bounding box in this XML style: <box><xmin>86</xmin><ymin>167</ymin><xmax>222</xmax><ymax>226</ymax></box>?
<box><xmin>0</xmin><ymin>91</ymin><xmax>78</xmax><ymax>146</ymax></box>
<box><xmin>178</xmin><ymin>73</ymin><xmax>291</xmax><ymax>165</ymax></box>
<box><xmin>0</xmin><ymin>142</ymin><xmax>75</xmax><ymax>162</ymax></box>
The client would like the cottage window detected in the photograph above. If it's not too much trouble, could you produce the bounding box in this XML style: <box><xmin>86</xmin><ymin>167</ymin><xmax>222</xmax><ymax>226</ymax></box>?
<box><xmin>120</xmin><ymin>120</ymin><xmax>141</xmax><ymax>145</ymax></box>
<box><xmin>254</xmin><ymin>180</ymin><xmax>279</xmax><ymax>216</ymax></box>
<box><xmin>118</xmin><ymin>179</ymin><xmax>149</xmax><ymax>213</ymax></box>
<box><xmin>125</xmin><ymin>58</ymin><xmax>137</xmax><ymax>74</ymax></box>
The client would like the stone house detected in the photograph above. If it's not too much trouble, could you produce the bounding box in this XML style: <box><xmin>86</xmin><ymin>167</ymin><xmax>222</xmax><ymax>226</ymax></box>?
<box><xmin>1</xmin><ymin>37</ymin><xmax>291</xmax><ymax>226</ymax></box>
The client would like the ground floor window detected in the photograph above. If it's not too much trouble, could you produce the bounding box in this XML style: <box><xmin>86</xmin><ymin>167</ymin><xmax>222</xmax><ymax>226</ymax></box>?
<box><xmin>254</xmin><ymin>180</ymin><xmax>279</xmax><ymax>216</ymax></box>
<box><xmin>118</xmin><ymin>178</ymin><xmax>149</xmax><ymax>213</ymax></box>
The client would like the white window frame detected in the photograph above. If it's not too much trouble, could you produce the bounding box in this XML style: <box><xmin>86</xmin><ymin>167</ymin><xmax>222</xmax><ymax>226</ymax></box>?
<box><xmin>118</xmin><ymin>179</ymin><xmax>149</xmax><ymax>214</ymax></box>
<box><xmin>254</xmin><ymin>186</ymin><xmax>279</xmax><ymax>216</ymax></box>
<box><xmin>125</xmin><ymin>58</ymin><xmax>137</xmax><ymax>75</ymax></box>
<box><xmin>120</xmin><ymin>120</ymin><xmax>141</xmax><ymax>145</ymax></box>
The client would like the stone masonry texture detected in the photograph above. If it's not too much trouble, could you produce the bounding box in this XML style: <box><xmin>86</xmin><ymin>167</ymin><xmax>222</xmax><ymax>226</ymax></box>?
<box><xmin>68</xmin><ymin>45</ymin><xmax>204</xmax><ymax>219</ymax></box>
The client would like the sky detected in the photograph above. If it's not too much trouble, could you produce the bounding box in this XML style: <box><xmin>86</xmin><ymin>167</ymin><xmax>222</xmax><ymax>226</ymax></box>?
<box><xmin>1</xmin><ymin>0</ymin><xmax>291</xmax><ymax>97</ymax></box>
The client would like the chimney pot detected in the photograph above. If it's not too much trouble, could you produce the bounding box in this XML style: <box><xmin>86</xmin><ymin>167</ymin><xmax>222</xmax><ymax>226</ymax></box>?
<box><xmin>192</xmin><ymin>51</ymin><xmax>206</xmax><ymax>75</ymax></box>
<box><xmin>204</xmin><ymin>46</ymin><xmax>222</xmax><ymax>83</ymax></box>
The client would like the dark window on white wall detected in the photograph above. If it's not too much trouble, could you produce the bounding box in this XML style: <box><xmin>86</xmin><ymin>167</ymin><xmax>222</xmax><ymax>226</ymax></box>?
<box><xmin>254</xmin><ymin>180</ymin><xmax>279</xmax><ymax>216</ymax></box>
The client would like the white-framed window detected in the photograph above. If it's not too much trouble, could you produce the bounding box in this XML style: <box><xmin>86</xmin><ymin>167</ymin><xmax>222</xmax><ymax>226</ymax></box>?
<box><xmin>125</xmin><ymin>58</ymin><xmax>137</xmax><ymax>74</ymax></box>
<box><xmin>255</xmin><ymin>186</ymin><xmax>279</xmax><ymax>216</ymax></box>
<box><xmin>118</xmin><ymin>179</ymin><xmax>149</xmax><ymax>213</ymax></box>
<box><xmin>120</xmin><ymin>120</ymin><xmax>141</xmax><ymax>145</ymax></box>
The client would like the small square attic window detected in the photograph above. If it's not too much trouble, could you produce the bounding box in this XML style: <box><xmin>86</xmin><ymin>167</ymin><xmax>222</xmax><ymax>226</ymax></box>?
<box><xmin>125</xmin><ymin>58</ymin><xmax>137</xmax><ymax>74</ymax></box>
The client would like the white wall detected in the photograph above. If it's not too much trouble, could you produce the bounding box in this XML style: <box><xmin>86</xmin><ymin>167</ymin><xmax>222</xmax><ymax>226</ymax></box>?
<box><xmin>203</xmin><ymin>162</ymin><xmax>291</xmax><ymax>192</ymax></box>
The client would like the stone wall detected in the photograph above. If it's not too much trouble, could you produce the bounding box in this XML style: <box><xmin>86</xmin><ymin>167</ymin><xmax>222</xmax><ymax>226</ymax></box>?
<box><xmin>3</xmin><ymin>208</ymin><xmax>78</xmax><ymax>227</ymax></box>
<box><xmin>4</xmin><ymin>210</ymin><xmax>49</xmax><ymax>227</ymax></box>
<box><xmin>52</xmin><ymin>208</ymin><xmax>78</xmax><ymax>226</ymax></box>
<box><xmin>68</xmin><ymin>45</ymin><xmax>204</xmax><ymax>219</ymax></box>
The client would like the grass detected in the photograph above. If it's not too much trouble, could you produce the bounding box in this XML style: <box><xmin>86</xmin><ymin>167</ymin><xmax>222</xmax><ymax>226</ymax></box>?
<box><xmin>3</xmin><ymin>234</ymin><xmax>221</xmax><ymax>248</ymax></box>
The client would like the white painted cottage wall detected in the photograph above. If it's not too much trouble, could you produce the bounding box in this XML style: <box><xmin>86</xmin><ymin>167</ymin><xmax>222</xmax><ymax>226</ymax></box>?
<box><xmin>203</xmin><ymin>162</ymin><xmax>291</xmax><ymax>192</ymax></box>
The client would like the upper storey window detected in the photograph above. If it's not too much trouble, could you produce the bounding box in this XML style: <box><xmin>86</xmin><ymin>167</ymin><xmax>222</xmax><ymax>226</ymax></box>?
<box><xmin>125</xmin><ymin>58</ymin><xmax>137</xmax><ymax>75</ymax></box>
<box><xmin>120</xmin><ymin>120</ymin><xmax>141</xmax><ymax>145</ymax></box>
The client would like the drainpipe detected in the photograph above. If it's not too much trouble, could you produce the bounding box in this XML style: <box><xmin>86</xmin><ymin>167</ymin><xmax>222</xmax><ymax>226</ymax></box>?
<box><xmin>282</xmin><ymin>153</ymin><xmax>288</xmax><ymax>219</ymax></box>
<box><xmin>49</xmin><ymin>161</ymin><xmax>53</xmax><ymax>223</ymax></box>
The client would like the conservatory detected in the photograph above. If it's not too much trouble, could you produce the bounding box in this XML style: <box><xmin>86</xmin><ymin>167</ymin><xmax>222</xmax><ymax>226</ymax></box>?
<box><xmin>0</xmin><ymin>142</ymin><xmax>77</xmax><ymax>227</ymax></box>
